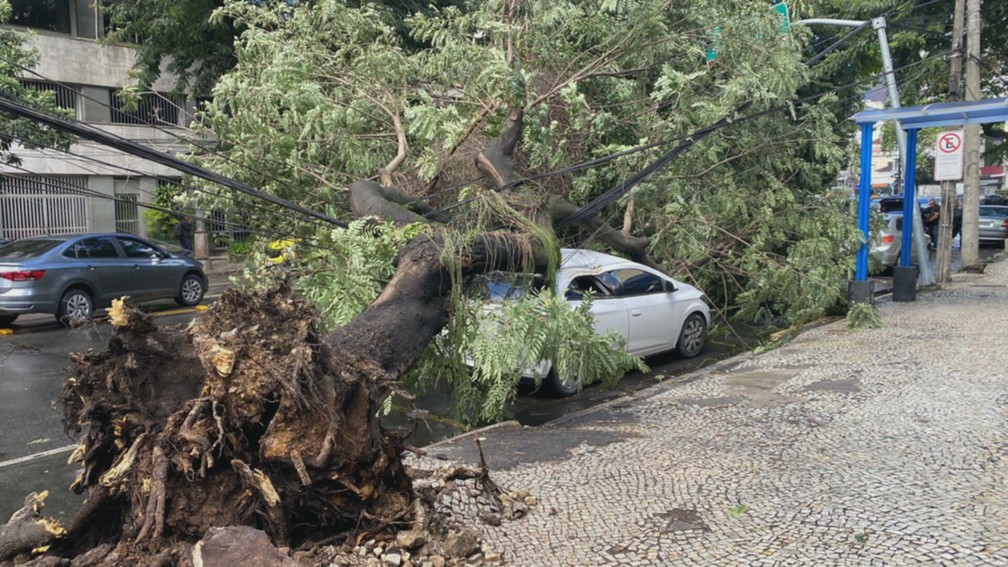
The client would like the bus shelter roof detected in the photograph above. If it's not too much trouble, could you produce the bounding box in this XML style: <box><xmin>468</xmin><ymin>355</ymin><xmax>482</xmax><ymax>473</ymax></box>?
<box><xmin>851</xmin><ymin>98</ymin><xmax>1008</xmax><ymax>129</ymax></box>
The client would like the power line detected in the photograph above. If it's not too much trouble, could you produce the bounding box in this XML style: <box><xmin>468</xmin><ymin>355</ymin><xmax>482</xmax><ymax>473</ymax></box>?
<box><xmin>1</xmin><ymin>124</ymin><xmax>321</xmax><ymax>236</ymax></box>
<box><xmin>2</xmin><ymin>52</ymin><xmax>326</xmax><ymax>201</ymax></box>
<box><xmin>0</xmin><ymin>90</ymin><xmax>347</xmax><ymax>227</ymax></box>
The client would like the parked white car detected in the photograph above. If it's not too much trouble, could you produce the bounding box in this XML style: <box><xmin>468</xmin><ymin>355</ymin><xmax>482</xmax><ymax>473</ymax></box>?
<box><xmin>476</xmin><ymin>248</ymin><xmax>710</xmax><ymax>396</ymax></box>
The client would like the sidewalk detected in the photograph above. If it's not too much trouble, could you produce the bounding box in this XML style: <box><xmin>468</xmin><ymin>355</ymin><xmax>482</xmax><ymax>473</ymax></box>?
<box><xmin>419</xmin><ymin>259</ymin><xmax>1008</xmax><ymax>565</ymax></box>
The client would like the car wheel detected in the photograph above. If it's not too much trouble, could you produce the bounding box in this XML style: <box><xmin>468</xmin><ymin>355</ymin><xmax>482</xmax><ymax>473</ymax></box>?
<box><xmin>547</xmin><ymin>365</ymin><xmax>581</xmax><ymax>398</ymax></box>
<box><xmin>57</xmin><ymin>288</ymin><xmax>93</xmax><ymax>326</ymax></box>
<box><xmin>0</xmin><ymin>314</ymin><xmax>17</xmax><ymax>326</ymax></box>
<box><xmin>676</xmin><ymin>312</ymin><xmax>707</xmax><ymax>358</ymax></box>
<box><xmin>175</xmin><ymin>273</ymin><xmax>206</xmax><ymax>306</ymax></box>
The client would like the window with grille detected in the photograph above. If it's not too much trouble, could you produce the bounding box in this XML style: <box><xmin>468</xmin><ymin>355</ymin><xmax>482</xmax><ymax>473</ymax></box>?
<box><xmin>110</xmin><ymin>90</ymin><xmax>182</xmax><ymax>126</ymax></box>
<box><xmin>0</xmin><ymin>175</ymin><xmax>89</xmax><ymax>240</ymax></box>
<box><xmin>19</xmin><ymin>80</ymin><xmax>79</xmax><ymax>112</ymax></box>
<box><xmin>114</xmin><ymin>192</ymin><xmax>139</xmax><ymax>235</ymax></box>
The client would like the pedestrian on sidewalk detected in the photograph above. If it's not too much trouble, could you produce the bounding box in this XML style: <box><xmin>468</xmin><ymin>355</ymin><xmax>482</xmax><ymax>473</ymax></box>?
<box><xmin>174</xmin><ymin>215</ymin><xmax>194</xmax><ymax>256</ymax></box>
<box><xmin>923</xmin><ymin>198</ymin><xmax>940</xmax><ymax>249</ymax></box>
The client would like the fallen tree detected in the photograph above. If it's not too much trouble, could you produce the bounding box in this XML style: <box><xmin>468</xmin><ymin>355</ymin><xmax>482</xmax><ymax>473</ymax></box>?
<box><xmin>0</xmin><ymin>233</ymin><xmax>546</xmax><ymax>565</ymax></box>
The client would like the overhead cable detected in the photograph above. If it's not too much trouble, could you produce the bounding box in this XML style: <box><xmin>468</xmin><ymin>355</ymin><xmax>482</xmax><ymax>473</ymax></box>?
<box><xmin>0</xmin><ymin>92</ymin><xmax>347</xmax><ymax>227</ymax></box>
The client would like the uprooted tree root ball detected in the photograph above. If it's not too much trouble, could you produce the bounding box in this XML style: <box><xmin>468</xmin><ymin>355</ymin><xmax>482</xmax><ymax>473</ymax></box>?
<box><xmin>1</xmin><ymin>287</ymin><xmax>521</xmax><ymax>566</ymax></box>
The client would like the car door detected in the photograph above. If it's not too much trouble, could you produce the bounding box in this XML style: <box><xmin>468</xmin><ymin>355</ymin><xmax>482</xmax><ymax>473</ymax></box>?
<box><xmin>114</xmin><ymin>236</ymin><xmax>176</xmax><ymax>298</ymax></box>
<box><xmin>71</xmin><ymin>236</ymin><xmax>132</xmax><ymax>305</ymax></box>
<box><xmin>605</xmin><ymin>268</ymin><xmax>677</xmax><ymax>355</ymax></box>
<box><xmin>562</xmin><ymin>274</ymin><xmax>630</xmax><ymax>348</ymax></box>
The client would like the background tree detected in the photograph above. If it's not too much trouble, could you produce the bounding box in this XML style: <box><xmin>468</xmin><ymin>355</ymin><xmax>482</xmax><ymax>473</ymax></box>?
<box><xmin>0</xmin><ymin>0</ymin><xmax>75</xmax><ymax>164</ymax></box>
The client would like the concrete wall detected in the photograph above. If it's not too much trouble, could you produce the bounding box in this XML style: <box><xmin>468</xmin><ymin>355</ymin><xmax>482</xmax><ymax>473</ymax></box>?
<box><xmin>25</xmin><ymin>32</ymin><xmax>177</xmax><ymax>91</ymax></box>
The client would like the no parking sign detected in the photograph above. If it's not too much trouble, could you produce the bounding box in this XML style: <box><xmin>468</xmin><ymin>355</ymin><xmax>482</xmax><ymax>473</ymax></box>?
<box><xmin>934</xmin><ymin>130</ymin><xmax>964</xmax><ymax>181</ymax></box>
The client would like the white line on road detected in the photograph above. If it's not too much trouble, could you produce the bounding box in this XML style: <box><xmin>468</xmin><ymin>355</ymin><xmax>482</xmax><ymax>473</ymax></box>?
<box><xmin>0</xmin><ymin>445</ymin><xmax>77</xmax><ymax>470</ymax></box>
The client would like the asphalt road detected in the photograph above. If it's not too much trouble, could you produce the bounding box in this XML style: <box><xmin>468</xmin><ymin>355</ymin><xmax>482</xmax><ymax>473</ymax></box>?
<box><xmin>0</xmin><ymin>303</ymin><xmax>205</xmax><ymax>523</ymax></box>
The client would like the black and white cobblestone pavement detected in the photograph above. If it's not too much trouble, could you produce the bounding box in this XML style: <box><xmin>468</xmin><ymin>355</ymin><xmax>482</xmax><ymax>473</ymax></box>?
<box><xmin>419</xmin><ymin>258</ymin><xmax>1008</xmax><ymax>566</ymax></box>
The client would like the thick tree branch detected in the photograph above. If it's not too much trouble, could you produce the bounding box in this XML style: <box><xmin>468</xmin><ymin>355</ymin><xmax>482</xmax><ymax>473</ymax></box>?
<box><xmin>544</xmin><ymin>196</ymin><xmax>660</xmax><ymax>270</ymax></box>
<box><xmin>475</xmin><ymin>109</ymin><xmax>524</xmax><ymax>188</ymax></box>
<box><xmin>327</xmin><ymin>231</ymin><xmax>551</xmax><ymax>379</ymax></box>
<box><xmin>349</xmin><ymin>180</ymin><xmax>434</xmax><ymax>224</ymax></box>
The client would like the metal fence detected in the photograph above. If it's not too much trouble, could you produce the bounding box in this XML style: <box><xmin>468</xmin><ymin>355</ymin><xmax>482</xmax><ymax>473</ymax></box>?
<box><xmin>19</xmin><ymin>80</ymin><xmax>79</xmax><ymax>111</ymax></box>
<box><xmin>110</xmin><ymin>91</ymin><xmax>183</xmax><ymax>126</ymax></box>
<box><xmin>0</xmin><ymin>175</ymin><xmax>89</xmax><ymax>240</ymax></box>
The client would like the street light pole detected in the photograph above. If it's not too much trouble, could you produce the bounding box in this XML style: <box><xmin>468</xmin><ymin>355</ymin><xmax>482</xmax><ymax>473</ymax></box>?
<box><xmin>801</xmin><ymin>17</ymin><xmax>935</xmax><ymax>285</ymax></box>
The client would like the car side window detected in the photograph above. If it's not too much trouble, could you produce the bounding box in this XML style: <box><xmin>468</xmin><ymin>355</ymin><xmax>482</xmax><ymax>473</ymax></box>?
<box><xmin>74</xmin><ymin>237</ymin><xmax>119</xmax><ymax>259</ymax></box>
<box><xmin>564</xmin><ymin>276</ymin><xmax>611</xmax><ymax>300</ymax></box>
<box><xmin>606</xmin><ymin>268</ymin><xmax>665</xmax><ymax>297</ymax></box>
<box><xmin>117</xmin><ymin>237</ymin><xmax>158</xmax><ymax>259</ymax></box>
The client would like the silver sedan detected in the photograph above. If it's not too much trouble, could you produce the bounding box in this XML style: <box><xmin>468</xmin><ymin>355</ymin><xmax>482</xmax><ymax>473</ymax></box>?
<box><xmin>0</xmin><ymin>233</ymin><xmax>207</xmax><ymax>326</ymax></box>
<box><xmin>978</xmin><ymin>205</ymin><xmax>1008</xmax><ymax>247</ymax></box>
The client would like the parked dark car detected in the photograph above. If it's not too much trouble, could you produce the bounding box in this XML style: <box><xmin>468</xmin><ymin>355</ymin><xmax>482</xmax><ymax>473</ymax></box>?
<box><xmin>0</xmin><ymin>233</ymin><xmax>207</xmax><ymax>326</ymax></box>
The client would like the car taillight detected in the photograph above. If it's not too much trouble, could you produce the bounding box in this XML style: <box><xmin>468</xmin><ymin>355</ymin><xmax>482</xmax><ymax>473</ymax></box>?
<box><xmin>881</xmin><ymin>235</ymin><xmax>895</xmax><ymax>244</ymax></box>
<box><xmin>1001</xmin><ymin>219</ymin><xmax>1008</xmax><ymax>228</ymax></box>
<box><xmin>0</xmin><ymin>270</ymin><xmax>46</xmax><ymax>281</ymax></box>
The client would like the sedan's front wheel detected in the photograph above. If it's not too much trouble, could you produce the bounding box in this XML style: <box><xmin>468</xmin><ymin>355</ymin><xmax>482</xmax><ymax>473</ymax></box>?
<box><xmin>547</xmin><ymin>365</ymin><xmax>581</xmax><ymax>398</ymax></box>
<box><xmin>0</xmin><ymin>314</ymin><xmax>18</xmax><ymax>326</ymax></box>
<box><xmin>57</xmin><ymin>288</ymin><xmax>93</xmax><ymax>326</ymax></box>
<box><xmin>174</xmin><ymin>274</ymin><xmax>206</xmax><ymax>307</ymax></box>
<box><xmin>676</xmin><ymin>312</ymin><xmax>707</xmax><ymax>358</ymax></box>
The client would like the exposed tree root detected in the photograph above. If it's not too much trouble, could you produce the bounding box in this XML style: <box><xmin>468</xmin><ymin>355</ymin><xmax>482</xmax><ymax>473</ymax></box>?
<box><xmin>2</xmin><ymin>276</ymin><xmax>527</xmax><ymax>565</ymax></box>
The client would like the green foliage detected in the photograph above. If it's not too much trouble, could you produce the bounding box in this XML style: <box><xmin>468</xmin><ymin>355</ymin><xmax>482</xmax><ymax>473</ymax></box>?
<box><xmin>0</xmin><ymin>2</ymin><xmax>75</xmax><ymax>163</ymax></box>
<box><xmin>103</xmin><ymin>0</ymin><xmax>236</xmax><ymax>97</ymax></box>
<box><xmin>145</xmin><ymin>0</ymin><xmax>890</xmax><ymax>420</ymax></box>
<box><xmin>413</xmin><ymin>289</ymin><xmax>647</xmax><ymax>425</ymax></box>
<box><xmin>143</xmin><ymin>181</ymin><xmax>192</xmax><ymax>239</ymax></box>
<box><xmin>846</xmin><ymin>300</ymin><xmax>882</xmax><ymax>329</ymax></box>
<box><xmin>237</xmin><ymin>220</ymin><xmax>431</xmax><ymax>332</ymax></box>
<box><xmin>227</xmin><ymin>239</ymin><xmax>254</xmax><ymax>261</ymax></box>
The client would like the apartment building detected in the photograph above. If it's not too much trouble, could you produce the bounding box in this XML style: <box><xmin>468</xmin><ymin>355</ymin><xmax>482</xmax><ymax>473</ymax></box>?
<box><xmin>0</xmin><ymin>0</ymin><xmax>196</xmax><ymax>242</ymax></box>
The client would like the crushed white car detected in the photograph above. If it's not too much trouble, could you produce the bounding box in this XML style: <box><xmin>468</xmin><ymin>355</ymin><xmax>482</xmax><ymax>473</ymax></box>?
<box><xmin>473</xmin><ymin>248</ymin><xmax>710</xmax><ymax>396</ymax></box>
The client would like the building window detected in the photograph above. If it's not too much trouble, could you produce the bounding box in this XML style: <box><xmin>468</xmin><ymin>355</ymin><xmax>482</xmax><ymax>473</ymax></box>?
<box><xmin>110</xmin><ymin>90</ymin><xmax>182</xmax><ymax>126</ymax></box>
<box><xmin>114</xmin><ymin>192</ymin><xmax>140</xmax><ymax>235</ymax></box>
<box><xmin>9</xmin><ymin>0</ymin><xmax>72</xmax><ymax>35</ymax></box>
<box><xmin>19</xmin><ymin>80</ymin><xmax>79</xmax><ymax>112</ymax></box>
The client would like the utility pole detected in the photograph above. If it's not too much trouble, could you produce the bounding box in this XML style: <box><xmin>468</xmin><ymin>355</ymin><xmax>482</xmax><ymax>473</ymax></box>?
<box><xmin>960</xmin><ymin>0</ymin><xmax>982</xmax><ymax>268</ymax></box>
<box><xmin>936</xmin><ymin>0</ymin><xmax>966</xmax><ymax>282</ymax></box>
<box><xmin>801</xmin><ymin>17</ymin><xmax>934</xmax><ymax>285</ymax></box>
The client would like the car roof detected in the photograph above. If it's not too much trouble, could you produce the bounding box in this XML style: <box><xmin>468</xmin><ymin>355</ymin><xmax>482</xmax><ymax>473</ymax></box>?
<box><xmin>17</xmin><ymin>232</ymin><xmax>138</xmax><ymax>240</ymax></box>
<box><xmin>560</xmin><ymin>248</ymin><xmax>637</xmax><ymax>271</ymax></box>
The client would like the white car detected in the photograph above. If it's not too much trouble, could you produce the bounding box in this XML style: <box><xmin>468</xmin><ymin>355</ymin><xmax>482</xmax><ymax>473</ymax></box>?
<box><xmin>476</xmin><ymin>248</ymin><xmax>710</xmax><ymax>396</ymax></box>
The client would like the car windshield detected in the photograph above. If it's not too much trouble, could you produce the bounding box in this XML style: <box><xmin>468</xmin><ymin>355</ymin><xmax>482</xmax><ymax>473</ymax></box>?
<box><xmin>0</xmin><ymin>238</ymin><xmax>62</xmax><ymax>259</ymax></box>
<box><xmin>979</xmin><ymin>206</ymin><xmax>1008</xmax><ymax>217</ymax></box>
<box><xmin>472</xmin><ymin>272</ymin><xmax>547</xmax><ymax>301</ymax></box>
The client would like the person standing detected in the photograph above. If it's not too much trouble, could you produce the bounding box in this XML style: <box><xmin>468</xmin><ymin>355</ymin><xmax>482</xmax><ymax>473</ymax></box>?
<box><xmin>923</xmin><ymin>198</ymin><xmax>940</xmax><ymax>250</ymax></box>
<box><xmin>174</xmin><ymin>215</ymin><xmax>193</xmax><ymax>256</ymax></box>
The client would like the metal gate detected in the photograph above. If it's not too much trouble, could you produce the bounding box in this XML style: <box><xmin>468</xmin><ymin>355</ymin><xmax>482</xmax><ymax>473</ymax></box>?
<box><xmin>0</xmin><ymin>175</ymin><xmax>89</xmax><ymax>240</ymax></box>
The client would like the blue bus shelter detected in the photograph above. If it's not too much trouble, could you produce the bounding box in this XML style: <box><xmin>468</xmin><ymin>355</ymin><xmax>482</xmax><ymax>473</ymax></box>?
<box><xmin>849</xmin><ymin>98</ymin><xmax>1008</xmax><ymax>299</ymax></box>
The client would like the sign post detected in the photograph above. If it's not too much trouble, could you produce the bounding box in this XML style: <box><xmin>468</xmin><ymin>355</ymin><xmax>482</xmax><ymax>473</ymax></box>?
<box><xmin>934</xmin><ymin>130</ymin><xmax>964</xmax><ymax>181</ymax></box>
<box><xmin>934</xmin><ymin>130</ymin><xmax>964</xmax><ymax>282</ymax></box>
